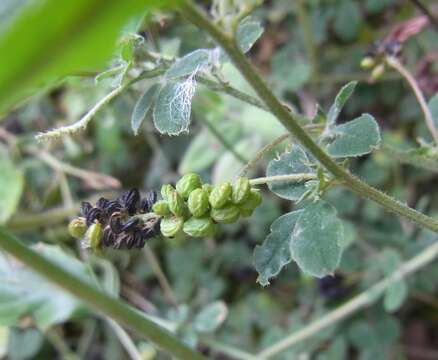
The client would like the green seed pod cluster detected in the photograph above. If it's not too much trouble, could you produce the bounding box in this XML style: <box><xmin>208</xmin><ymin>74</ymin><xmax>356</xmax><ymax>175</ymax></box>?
<box><xmin>153</xmin><ymin>175</ymin><xmax>262</xmax><ymax>238</ymax></box>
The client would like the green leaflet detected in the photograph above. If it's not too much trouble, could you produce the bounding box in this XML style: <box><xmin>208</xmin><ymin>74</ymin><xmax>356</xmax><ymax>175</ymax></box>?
<box><xmin>131</xmin><ymin>83</ymin><xmax>160</xmax><ymax>135</ymax></box>
<box><xmin>326</xmin><ymin>114</ymin><xmax>381</xmax><ymax>158</ymax></box>
<box><xmin>327</xmin><ymin>81</ymin><xmax>357</xmax><ymax>126</ymax></box>
<box><xmin>166</xmin><ymin>49</ymin><xmax>212</xmax><ymax>79</ymax></box>
<box><xmin>236</xmin><ymin>19</ymin><xmax>264</xmax><ymax>53</ymax></box>
<box><xmin>254</xmin><ymin>210</ymin><xmax>303</xmax><ymax>286</ymax></box>
<box><xmin>290</xmin><ymin>201</ymin><xmax>344</xmax><ymax>278</ymax></box>
<box><xmin>266</xmin><ymin>145</ymin><xmax>315</xmax><ymax>200</ymax></box>
<box><xmin>153</xmin><ymin>79</ymin><xmax>196</xmax><ymax>135</ymax></box>
<box><xmin>193</xmin><ymin>301</ymin><xmax>228</xmax><ymax>333</ymax></box>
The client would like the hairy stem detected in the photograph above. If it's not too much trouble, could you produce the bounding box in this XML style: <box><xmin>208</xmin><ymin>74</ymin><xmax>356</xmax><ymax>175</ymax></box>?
<box><xmin>258</xmin><ymin>239</ymin><xmax>438</xmax><ymax>358</ymax></box>
<box><xmin>249</xmin><ymin>173</ymin><xmax>317</xmax><ymax>186</ymax></box>
<box><xmin>179</xmin><ymin>1</ymin><xmax>438</xmax><ymax>233</ymax></box>
<box><xmin>386</xmin><ymin>56</ymin><xmax>438</xmax><ymax>145</ymax></box>
<box><xmin>0</xmin><ymin>228</ymin><xmax>205</xmax><ymax>360</ymax></box>
<box><xmin>240</xmin><ymin>133</ymin><xmax>290</xmax><ymax>176</ymax></box>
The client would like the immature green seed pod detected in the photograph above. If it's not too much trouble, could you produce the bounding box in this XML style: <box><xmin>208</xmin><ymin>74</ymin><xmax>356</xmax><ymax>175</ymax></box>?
<box><xmin>202</xmin><ymin>183</ymin><xmax>213</xmax><ymax>194</ymax></box>
<box><xmin>183</xmin><ymin>217</ymin><xmax>216</xmax><ymax>237</ymax></box>
<box><xmin>211</xmin><ymin>204</ymin><xmax>240</xmax><ymax>224</ymax></box>
<box><xmin>86</xmin><ymin>222</ymin><xmax>103</xmax><ymax>250</ymax></box>
<box><xmin>176</xmin><ymin>173</ymin><xmax>202</xmax><ymax>199</ymax></box>
<box><xmin>160</xmin><ymin>216</ymin><xmax>184</xmax><ymax>238</ymax></box>
<box><xmin>239</xmin><ymin>189</ymin><xmax>262</xmax><ymax>218</ymax></box>
<box><xmin>371</xmin><ymin>63</ymin><xmax>385</xmax><ymax>81</ymax></box>
<box><xmin>209</xmin><ymin>182</ymin><xmax>232</xmax><ymax>209</ymax></box>
<box><xmin>161</xmin><ymin>184</ymin><xmax>175</xmax><ymax>201</ymax></box>
<box><xmin>360</xmin><ymin>56</ymin><xmax>375</xmax><ymax>69</ymax></box>
<box><xmin>167</xmin><ymin>188</ymin><xmax>186</xmax><ymax>217</ymax></box>
<box><xmin>232</xmin><ymin>177</ymin><xmax>251</xmax><ymax>204</ymax></box>
<box><xmin>68</xmin><ymin>217</ymin><xmax>87</xmax><ymax>239</ymax></box>
<box><xmin>188</xmin><ymin>188</ymin><xmax>209</xmax><ymax>217</ymax></box>
<box><xmin>152</xmin><ymin>200</ymin><xmax>170</xmax><ymax>216</ymax></box>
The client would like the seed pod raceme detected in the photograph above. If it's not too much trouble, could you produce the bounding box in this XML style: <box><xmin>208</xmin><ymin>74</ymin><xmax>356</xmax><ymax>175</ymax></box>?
<box><xmin>211</xmin><ymin>204</ymin><xmax>240</xmax><ymax>224</ymax></box>
<box><xmin>167</xmin><ymin>188</ymin><xmax>186</xmax><ymax>217</ymax></box>
<box><xmin>232</xmin><ymin>177</ymin><xmax>251</xmax><ymax>204</ymax></box>
<box><xmin>152</xmin><ymin>200</ymin><xmax>170</xmax><ymax>216</ymax></box>
<box><xmin>160</xmin><ymin>216</ymin><xmax>184</xmax><ymax>238</ymax></box>
<box><xmin>239</xmin><ymin>189</ymin><xmax>262</xmax><ymax>217</ymax></box>
<box><xmin>209</xmin><ymin>182</ymin><xmax>232</xmax><ymax>209</ymax></box>
<box><xmin>188</xmin><ymin>188</ymin><xmax>209</xmax><ymax>217</ymax></box>
<box><xmin>176</xmin><ymin>173</ymin><xmax>202</xmax><ymax>199</ymax></box>
<box><xmin>183</xmin><ymin>217</ymin><xmax>216</xmax><ymax>237</ymax></box>
<box><xmin>68</xmin><ymin>217</ymin><xmax>87</xmax><ymax>239</ymax></box>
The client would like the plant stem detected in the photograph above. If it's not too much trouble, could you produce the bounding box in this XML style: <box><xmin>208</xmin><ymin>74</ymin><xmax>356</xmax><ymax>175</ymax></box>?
<box><xmin>381</xmin><ymin>144</ymin><xmax>438</xmax><ymax>173</ymax></box>
<box><xmin>106</xmin><ymin>318</ymin><xmax>143</xmax><ymax>360</ymax></box>
<box><xmin>0</xmin><ymin>228</ymin><xmax>206</xmax><ymax>360</ymax></box>
<box><xmin>258</xmin><ymin>239</ymin><xmax>438</xmax><ymax>359</ymax></box>
<box><xmin>249</xmin><ymin>173</ymin><xmax>317</xmax><ymax>186</ymax></box>
<box><xmin>200</xmin><ymin>336</ymin><xmax>258</xmax><ymax>360</ymax></box>
<box><xmin>386</xmin><ymin>56</ymin><xmax>438</xmax><ymax>145</ymax></box>
<box><xmin>179</xmin><ymin>1</ymin><xmax>438</xmax><ymax>233</ymax></box>
<box><xmin>36</xmin><ymin>84</ymin><xmax>127</xmax><ymax>142</ymax></box>
<box><xmin>240</xmin><ymin>133</ymin><xmax>290</xmax><ymax>176</ymax></box>
<box><xmin>143</xmin><ymin>244</ymin><xmax>179</xmax><ymax>307</ymax></box>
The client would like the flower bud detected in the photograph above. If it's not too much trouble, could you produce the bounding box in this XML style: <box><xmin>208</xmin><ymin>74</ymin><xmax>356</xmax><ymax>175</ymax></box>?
<box><xmin>160</xmin><ymin>184</ymin><xmax>175</xmax><ymax>201</ymax></box>
<box><xmin>160</xmin><ymin>216</ymin><xmax>184</xmax><ymax>238</ymax></box>
<box><xmin>188</xmin><ymin>188</ymin><xmax>209</xmax><ymax>217</ymax></box>
<box><xmin>360</xmin><ymin>56</ymin><xmax>375</xmax><ymax>69</ymax></box>
<box><xmin>209</xmin><ymin>182</ymin><xmax>232</xmax><ymax>209</ymax></box>
<box><xmin>176</xmin><ymin>173</ymin><xmax>202</xmax><ymax>199</ymax></box>
<box><xmin>167</xmin><ymin>188</ymin><xmax>186</xmax><ymax>217</ymax></box>
<box><xmin>371</xmin><ymin>63</ymin><xmax>385</xmax><ymax>81</ymax></box>
<box><xmin>232</xmin><ymin>177</ymin><xmax>251</xmax><ymax>204</ymax></box>
<box><xmin>152</xmin><ymin>200</ymin><xmax>170</xmax><ymax>216</ymax></box>
<box><xmin>68</xmin><ymin>217</ymin><xmax>87</xmax><ymax>239</ymax></box>
<box><xmin>211</xmin><ymin>204</ymin><xmax>240</xmax><ymax>224</ymax></box>
<box><xmin>183</xmin><ymin>217</ymin><xmax>216</xmax><ymax>237</ymax></box>
<box><xmin>85</xmin><ymin>222</ymin><xmax>103</xmax><ymax>250</ymax></box>
<box><xmin>239</xmin><ymin>189</ymin><xmax>262</xmax><ymax>217</ymax></box>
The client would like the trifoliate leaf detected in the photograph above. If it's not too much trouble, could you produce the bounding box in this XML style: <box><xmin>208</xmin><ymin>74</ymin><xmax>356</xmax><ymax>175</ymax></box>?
<box><xmin>266</xmin><ymin>145</ymin><xmax>316</xmax><ymax>200</ymax></box>
<box><xmin>290</xmin><ymin>201</ymin><xmax>343</xmax><ymax>277</ymax></box>
<box><xmin>166</xmin><ymin>49</ymin><xmax>211</xmax><ymax>79</ymax></box>
<box><xmin>327</xmin><ymin>81</ymin><xmax>357</xmax><ymax>126</ymax></box>
<box><xmin>153</xmin><ymin>79</ymin><xmax>196</xmax><ymax>135</ymax></box>
<box><xmin>326</xmin><ymin>114</ymin><xmax>381</xmax><ymax>158</ymax></box>
<box><xmin>254</xmin><ymin>210</ymin><xmax>303</xmax><ymax>286</ymax></box>
<box><xmin>131</xmin><ymin>83</ymin><xmax>160</xmax><ymax>135</ymax></box>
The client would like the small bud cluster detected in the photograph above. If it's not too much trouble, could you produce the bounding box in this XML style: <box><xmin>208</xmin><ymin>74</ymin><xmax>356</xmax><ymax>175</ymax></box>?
<box><xmin>360</xmin><ymin>39</ymin><xmax>402</xmax><ymax>80</ymax></box>
<box><xmin>68</xmin><ymin>189</ymin><xmax>160</xmax><ymax>251</ymax></box>
<box><xmin>152</xmin><ymin>173</ymin><xmax>262</xmax><ymax>238</ymax></box>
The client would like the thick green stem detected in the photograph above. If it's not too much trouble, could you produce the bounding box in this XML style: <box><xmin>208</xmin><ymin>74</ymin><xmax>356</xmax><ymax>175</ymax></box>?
<box><xmin>0</xmin><ymin>228</ymin><xmax>205</xmax><ymax>360</ymax></box>
<box><xmin>178</xmin><ymin>1</ymin><xmax>438</xmax><ymax>233</ymax></box>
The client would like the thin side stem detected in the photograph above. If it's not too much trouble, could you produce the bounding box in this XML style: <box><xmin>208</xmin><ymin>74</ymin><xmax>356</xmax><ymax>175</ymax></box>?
<box><xmin>143</xmin><ymin>245</ymin><xmax>179</xmax><ymax>307</ymax></box>
<box><xmin>240</xmin><ymin>133</ymin><xmax>290</xmax><ymax>176</ymax></box>
<box><xmin>258</xmin><ymin>239</ymin><xmax>438</xmax><ymax>359</ymax></box>
<box><xmin>201</xmin><ymin>336</ymin><xmax>258</xmax><ymax>360</ymax></box>
<box><xmin>249</xmin><ymin>173</ymin><xmax>317</xmax><ymax>186</ymax></box>
<box><xmin>195</xmin><ymin>114</ymin><xmax>248</xmax><ymax>164</ymax></box>
<box><xmin>179</xmin><ymin>1</ymin><xmax>438</xmax><ymax>233</ymax></box>
<box><xmin>0</xmin><ymin>228</ymin><xmax>206</xmax><ymax>360</ymax></box>
<box><xmin>106</xmin><ymin>318</ymin><xmax>143</xmax><ymax>360</ymax></box>
<box><xmin>381</xmin><ymin>144</ymin><xmax>438</xmax><ymax>174</ymax></box>
<box><xmin>386</xmin><ymin>56</ymin><xmax>438</xmax><ymax>145</ymax></box>
<box><xmin>36</xmin><ymin>84</ymin><xmax>127</xmax><ymax>142</ymax></box>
